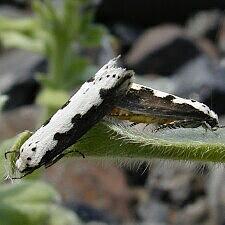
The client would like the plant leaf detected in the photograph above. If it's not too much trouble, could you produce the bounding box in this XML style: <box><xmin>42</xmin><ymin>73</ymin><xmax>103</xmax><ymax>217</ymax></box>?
<box><xmin>69</xmin><ymin>121</ymin><xmax>225</xmax><ymax>164</ymax></box>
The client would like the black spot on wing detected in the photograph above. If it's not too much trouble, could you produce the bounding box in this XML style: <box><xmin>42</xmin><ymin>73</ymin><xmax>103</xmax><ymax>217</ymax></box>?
<box><xmin>39</xmin><ymin>79</ymin><xmax>130</xmax><ymax>168</ymax></box>
<box><xmin>163</xmin><ymin>95</ymin><xmax>175</xmax><ymax>101</ymax></box>
<box><xmin>191</xmin><ymin>99</ymin><xmax>196</xmax><ymax>102</ymax></box>
<box><xmin>61</xmin><ymin>100</ymin><xmax>71</xmax><ymax>109</ymax></box>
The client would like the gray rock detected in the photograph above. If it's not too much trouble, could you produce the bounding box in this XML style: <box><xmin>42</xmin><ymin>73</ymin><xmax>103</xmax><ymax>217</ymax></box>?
<box><xmin>124</xmin><ymin>25</ymin><xmax>202</xmax><ymax>76</ymax></box>
<box><xmin>186</xmin><ymin>10</ymin><xmax>223</xmax><ymax>42</ymax></box>
<box><xmin>0</xmin><ymin>49</ymin><xmax>46</xmax><ymax>110</ymax></box>
<box><xmin>0</xmin><ymin>105</ymin><xmax>40</xmax><ymax>140</ymax></box>
<box><xmin>138</xmin><ymin>199</ymin><xmax>170</xmax><ymax>224</ymax></box>
<box><xmin>174</xmin><ymin>198</ymin><xmax>208</xmax><ymax>225</ymax></box>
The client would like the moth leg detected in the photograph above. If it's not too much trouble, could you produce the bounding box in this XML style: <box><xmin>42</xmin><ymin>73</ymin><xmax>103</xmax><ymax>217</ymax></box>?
<box><xmin>153</xmin><ymin>120</ymin><xmax>203</xmax><ymax>132</ymax></box>
<box><xmin>12</xmin><ymin>169</ymin><xmax>36</xmax><ymax>179</ymax></box>
<box><xmin>45</xmin><ymin>150</ymin><xmax>85</xmax><ymax>168</ymax></box>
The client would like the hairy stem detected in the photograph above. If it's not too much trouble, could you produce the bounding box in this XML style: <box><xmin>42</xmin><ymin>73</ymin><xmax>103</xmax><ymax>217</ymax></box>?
<box><xmin>70</xmin><ymin>122</ymin><xmax>225</xmax><ymax>164</ymax></box>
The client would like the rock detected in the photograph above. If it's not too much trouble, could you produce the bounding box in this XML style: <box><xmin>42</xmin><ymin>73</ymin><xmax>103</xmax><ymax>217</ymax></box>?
<box><xmin>207</xmin><ymin>167</ymin><xmax>225</xmax><ymax>225</ymax></box>
<box><xmin>138</xmin><ymin>198</ymin><xmax>170</xmax><ymax>224</ymax></box>
<box><xmin>124</xmin><ymin>25</ymin><xmax>202</xmax><ymax>76</ymax></box>
<box><xmin>172</xmin><ymin>56</ymin><xmax>225</xmax><ymax>115</ymax></box>
<box><xmin>66</xmin><ymin>202</ymin><xmax>118</xmax><ymax>224</ymax></box>
<box><xmin>0</xmin><ymin>4</ymin><xmax>30</xmax><ymax>17</ymax></box>
<box><xmin>186</xmin><ymin>10</ymin><xmax>223</xmax><ymax>43</ymax></box>
<box><xmin>148</xmin><ymin>162</ymin><xmax>207</xmax><ymax>206</ymax></box>
<box><xmin>174</xmin><ymin>198</ymin><xmax>208</xmax><ymax>225</ymax></box>
<box><xmin>218</xmin><ymin>17</ymin><xmax>225</xmax><ymax>52</ymax></box>
<box><xmin>0</xmin><ymin>49</ymin><xmax>46</xmax><ymax>111</ymax></box>
<box><xmin>95</xmin><ymin>0</ymin><xmax>225</xmax><ymax>29</ymax></box>
<box><xmin>123</xmin><ymin>162</ymin><xmax>149</xmax><ymax>187</ymax></box>
<box><xmin>44</xmin><ymin>160</ymin><xmax>136</xmax><ymax>223</ymax></box>
<box><xmin>0</xmin><ymin>105</ymin><xmax>40</xmax><ymax>140</ymax></box>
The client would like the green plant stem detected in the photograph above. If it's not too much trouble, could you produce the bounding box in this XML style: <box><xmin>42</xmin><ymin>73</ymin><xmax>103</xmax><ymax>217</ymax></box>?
<box><xmin>71</xmin><ymin>123</ymin><xmax>225</xmax><ymax>164</ymax></box>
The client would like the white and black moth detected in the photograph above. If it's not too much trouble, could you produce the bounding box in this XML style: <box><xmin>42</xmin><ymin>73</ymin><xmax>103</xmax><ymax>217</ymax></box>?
<box><xmin>15</xmin><ymin>57</ymin><xmax>133</xmax><ymax>177</ymax></box>
<box><xmin>111</xmin><ymin>83</ymin><xmax>219</xmax><ymax>131</ymax></box>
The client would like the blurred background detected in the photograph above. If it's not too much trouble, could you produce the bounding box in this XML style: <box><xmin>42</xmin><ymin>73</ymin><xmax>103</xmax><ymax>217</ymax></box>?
<box><xmin>0</xmin><ymin>0</ymin><xmax>225</xmax><ymax>225</ymax></box>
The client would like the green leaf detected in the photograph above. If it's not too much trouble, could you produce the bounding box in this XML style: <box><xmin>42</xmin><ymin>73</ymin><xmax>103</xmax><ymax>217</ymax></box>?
<box><xmin>68</xmin><ymin>122</ymin><xmax>225</xmax><ymax>164</ymax></box>
<box><xmin>48</xmin><ymin>205</ymin><xmax>81</xmax><ymax>225</ymax></box>
<box><xmin>0</xmin><ymin>181</ymin><xmax>81</xmax><ymax>225</ymax></box>
<box><xmin>80</xmin><ymin>25</ymin><xmax>105</xmax><ymax>47</ymax></box>
<box><xmin>0</xmin><ymin>31</ymin><xmax>43</xmax><ymax>53</ymax></box>
<box><xmin>36</xmin><ymin>88</ymin><xmax>70</xmax><ymax>109</ymax></box>
<box><xmin>0</xmin><ymin>131</ymin><xmax>33</xmax><ymax>179</ymax></box>
<box><xmin>0</xmin><ymin>181</ymin><xmax>59</xmax><ymax>203</ymax></box>
<box><xmin>0</xmin><ymin>16</ymin><xmax>36</xmax><ymax>33</ymax></box>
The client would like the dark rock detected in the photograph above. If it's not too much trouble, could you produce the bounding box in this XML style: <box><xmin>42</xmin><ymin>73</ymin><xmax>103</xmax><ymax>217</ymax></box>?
<box><xmin>186</xmin><ymin>10</ymin><xmax>223</xmax><ymax>44</ymax></box>
<box><xmin>146</xmin><ymin>163</ymin><xmax>206</xmax><ymax>207</ymax></box>
<box><xmin>138</xmin><ymin>198</ymin><xmax>170</xmax><ymax>224</ymax></box>
<box><xmin>44</xmin><ymin>160</ymin><xmax>136</xmax><ymax>223</ymax></box>
<box><xmin>66</xmin><ymin>202</ymin><xmax>119</xmax><ymax>224</ymax></box>
<box><xmin>0</xmin><ymin>49</ymin><xmax>47</xmax><ymax>111</ymax></box>
<box><xmin>172</xmin><ymin>56</ymin><xmax>225</xmax><ymax>116</ymax></box>
<box><xmin>174</xmin><ymin>198</ymin><xmax>208</xmax><ymax>225</ymax></box>
<box><xmin>123</xmin><ymin>162</ymin><xmax>149</xmax><ymax>187</ymax></box>
<box><xmin>0</xmin><ymin>4</ymin><xmax>30</xmax><ymax>17</ymax></box>
<box><xmin>124</xmin><ymin>25</ymin><xmax>202</xmax><ymax>76</ymax></box>
<box><xmin>0</xmin><ymin>1</ymin><xmax>28</xmax><ymax>8</ymax></box>
<box><xmin>95</xmin><ymin>0</ymin><xmax>225</xmax><ymax>28</ymax></box>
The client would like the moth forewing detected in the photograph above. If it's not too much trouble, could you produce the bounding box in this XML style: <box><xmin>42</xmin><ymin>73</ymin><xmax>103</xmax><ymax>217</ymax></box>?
<box><xmin>15</xmin><ymin>57</ymin><xmax>134</xmax><ymax>176</ymax></box>
<box><xmin>111</xmin><ymin>83</ymin><xmax>219</xmax><ymax>131</ymax></box>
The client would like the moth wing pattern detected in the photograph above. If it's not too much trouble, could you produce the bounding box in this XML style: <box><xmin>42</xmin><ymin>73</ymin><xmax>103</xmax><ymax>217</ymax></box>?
<box><xmin>112</xmin><ymin>83</ymin><xmax>219</xmax><ymax>130</ymax></box>
<box><xmin>15</xmin><ymin>57</ymin><xmax>134</xmax><ymax>175</ymax></box>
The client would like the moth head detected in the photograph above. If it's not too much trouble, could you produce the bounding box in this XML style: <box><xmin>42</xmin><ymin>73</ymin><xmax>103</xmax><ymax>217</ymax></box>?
<box><xmin>15</xmin><ymin>141</ymin><xmax>40</xmax><ymax>173</ymax></box>
<box><xmin>208</xmin><ymin>117</ymin><xmax>220</xmax><ymax>130</ymax></box>
<box><xmin>209</xmin><ymin>109</ymin><xmax>219</xmax><ymax>128</ymax></box>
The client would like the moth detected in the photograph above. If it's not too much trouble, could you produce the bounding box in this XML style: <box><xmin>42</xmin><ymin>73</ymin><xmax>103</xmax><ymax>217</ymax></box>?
<box><xmin>110</xmin><ymin>83</ymin><xmax>220</xmax><ymax>131</ymax></box>
<box><xmin>13</xmin><ymin>57</ymin><xmax>133</xmax><ymax>178</ymax></box>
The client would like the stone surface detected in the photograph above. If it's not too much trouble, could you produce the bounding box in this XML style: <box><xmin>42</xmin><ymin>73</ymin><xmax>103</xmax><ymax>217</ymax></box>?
<box><xmin>186</xmin><ymin>10</ymin><xmax>223</xmax><ymax>43</ymax></box>
<box><xmin>0</xmin><ymin>105</ymin><xmax>40</xmax><ymax>140</ymax></box>
<box><xmin>124</xmin><ymin>25</ymin><xmax>202</xmax><ymax>76</ymax></box>
<box><xmin>0</xmin><ymin>49</ymin><xmax>46</xmax><ymax>110</ymax></box>
<box><xmin>44</xmin><ymin>160</ymin><xmax>138</xmax><ymax>224</ymax></box>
